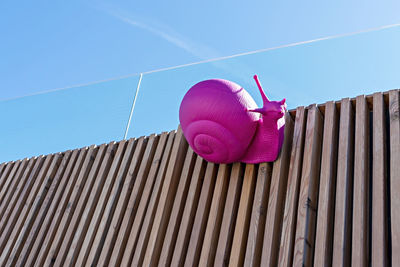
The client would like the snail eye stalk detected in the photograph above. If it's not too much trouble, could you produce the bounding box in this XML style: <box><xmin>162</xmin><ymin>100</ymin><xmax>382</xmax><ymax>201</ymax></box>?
<box><xmin>253</xmin><ymin>74</ymin><xmax>270</xmax><ymax>106</ymax></box>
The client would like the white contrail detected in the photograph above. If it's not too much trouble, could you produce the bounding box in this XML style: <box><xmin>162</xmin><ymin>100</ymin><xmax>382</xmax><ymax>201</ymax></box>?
<box><xmin>2</xmin><ymin>21</ymin><xmax>400</xmax><ymax>102</ymax></box>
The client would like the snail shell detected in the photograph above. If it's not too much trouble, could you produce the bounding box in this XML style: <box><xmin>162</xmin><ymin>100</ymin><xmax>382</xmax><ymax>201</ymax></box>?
<box><xmin>179</xmin><ymin>79</ymin><xmax>259</xmax><ymax>163</ymax></box>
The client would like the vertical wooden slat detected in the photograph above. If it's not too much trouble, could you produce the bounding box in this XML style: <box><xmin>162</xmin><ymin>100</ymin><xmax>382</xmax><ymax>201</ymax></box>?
<box><xmin>314</xmin><ymin>101</ymin><xmax>339</xmax><ymax>267</ymax></box>
<box><xmin>25</xmin><ymin>149</ymin><xmax>80</xmax><ymax>266</ymax></box>
<box><xmin>184</xmin><ymin>162</ymin><xmax>218</xmax><ymax>267</ymax></box>
<box><xmin>390</xmin><ymin>90</ymin><xmax>400</xmax><ymax>266</ymax></box>
<box><xmin>0</xmin><ymin>162</ymin><xmax>15</xmax><ymax>194</ymax></box>
<box><xmin>244</xmin><ymin>162</ymin><xmax>272</xmax><ymax>266</ymax></box>
<box><xmin>35</xmin><ymin>146</ymin><xmax>91</xmax><ymax>266</ymax></box>
<box><xmin>97</xmin><ymin>135</ymin><xmax>157</xmax><ymax>266</ymax></box>
<box><xmin>72</xmin><ymin>138</ymin><xmax>135</xmax><ymax>266</ymax></box>
<box><xmin>0</xmin><ymin>159</ymin><xmax>23</xmax><ymax>207</ymax></box>
<box><xmin>0</xmin><ymin>160</ymin><xmax>27</xmax><ymax>220</ymax></box>
<box><xmin>0</xmin><ymin>154</ymin><xmax>59</xmax><ymax>265</ymax></box>
<box><xmin>0</xmin><ymin>156</ymin><xmax>46</xmax><ymax>260</ymax></box>
<box><xmin>45</xmin><ymin>144</ymin><xmax>103</xmax><ymax>266</ymax></box>
<box><xmin>0</xmin><ymin>163</ymin><xmax>5</xmax><ymax>178</ymax></box>
<box><xmin>15</xmin><ymin>151</ymin><xmax>72</xmax><ymax>266</ymax></box>
<box><xmin>170</xmin><ymin>156</ymin><xmax>207</xmax><ymax>267</ymax></box>
<box><xmin>141</xmin><ymin>127</ymin><xmax>188</xmax><ymax>267</ymax></box>
<box><xmin>86</xmin><ymin>137</ymin><xmax>144</xmax><ymax>266</ymax></box>
<box><xmin>158</xmin><ymin>147</ymin><xmax>197</xmax><ymax>266</ymax></box>
<box><xmin>53</xmin><ymin>142</ymin><xmax>118</xmax><ymax>266</ymax></box>
<box><xmin>372</xmin><ymin>92</ymin><xmax>388</xmax><ymax>266</ymax></box>
<box><xmin>68</xmin><ymin>139</ymin><xmax>131</xmax><ymax>266</ymax></box>
<box><xmin>332</xmin><ymin>98</ymin><xmax>355</xmax><ymax>267</ymax></box>
<box><xmin>214</xmin><ymin>163</ymin><xmax>244</xmax><ymax>267</ymax></box>
<box><xmin>198</xmin><ymin>164</ymin><xmax>230</xmax><ymax>267</ymax></box>
<box><xmin>292</xmin><ymin>104</ymin><xmax>323</xmax><ymax>266</ymax></box>
<box><xmin>352</xmin><ymin>95</ymin><xmax>370</xmax><ymax>266</ymax></box>
<box><xmin>108</xmin><ymin>132</ymin><xmax>168</xmax><ymax>267</ymax></box>
<box><xmin>229</xmin><ymin>164</ymin><xmax>257</xmax><ymax>267</ymax></box>
<box><xmin>277</xmin><ymin>107</ymin><xmax>306</xmax><ymax>267</ymax></box>
<box><xmin>121</xmin><ymin>131</ymin><xmax>175</xmax><ymax>266</ymax></box>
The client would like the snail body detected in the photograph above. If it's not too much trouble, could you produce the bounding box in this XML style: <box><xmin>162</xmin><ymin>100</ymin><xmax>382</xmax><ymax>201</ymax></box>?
<box><xmin>179</xmin><ymin>75</ymin><xmax>286</xmax><ymax>164</ymax></box>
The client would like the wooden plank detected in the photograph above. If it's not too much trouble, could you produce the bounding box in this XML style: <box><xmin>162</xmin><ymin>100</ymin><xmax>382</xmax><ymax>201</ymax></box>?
<box><xmin>0</xmin><ymin>160</ymin><xmax>22</xmax><ymax>207</ymax></box>
<box><xmin>0</xmin><ymin>155</ymin><xmax>46</xmax><ymax>261</ymax></box>
<box><xmin>0</xmin><ymin>154</ymin><xmax>57</xmax><ymax>264</ymax></box>
<box><xmin>64</xmin><ymin>139</ymin><xmax>130</xmax><ymax>266</ymax></box>
<box><xmin>96</xmin><ymin>135</ymin><xmax>157</xmax><ymax>266</ymax></box>
<box><xmin>15</xmin><ymin>151</ymin><xmax>72</xmax><ymax>266</ymax></box>
<box><xmin>120</xmin><ymin>131</ymin><xmax>175</xmax><ymax>266</ymax></box>
<box><xmin>44</xmin><ymin>144</ymin><xmax>103</xmax><ymax>266</ymax></box>
<box><xmin>0</xmin><ymin>160</ymin><xmax>25</xmax><ymax>219</ymax></box>
<box><xmin>158</xmin><ymin>147</ymin><xmax>197</xmax><ymax>267</ymax></box>
<box><xmin>13</xmin><ymin>152</ymin><xmax>71</xmax><ymax>266</ymax></box>
<box><xmin>6</xmin><ymin>154</ymin><xmax>63</xmax><ymax>266</ymax></box>
<box><xmin>372</xmin><ymin>92</ymin><xmax>388</xmax><ymax>266</ymax></box>
<box><xmin>0</xmin><ymin>162</ymin><xmax>15</xmax><ymax>194</ymax></box>
<box><xmin>243</xmin><ymin>163</ymin><xmax>272</xmax><ymax>267</ymax></box>
<box><xmin>390</xmin><ymin>90</ymin><xmax>400</xmax><ymax>266</ymax></box>
<box><xmin>214</xmin><ymin>163</ymin><xmax>244</xmax><ymax>267</ymax></box>
<box><xmin>261</xmin><ymin>112</ymin><xmax>295</xmax><ymax>267</ymax></box>
<box><xmin>351</xmin><ymin>95</ymin><xmax>370</xmax><ymax>267</ymax></box>
<box><xmin>108</xmin><ymin>133</ymin><xmax>168</xmax><ymax>267</ymax></box>
<box><xmin>85</xmin><ymin>137</ymin><xmax>145</xmax><ymax>266</ymax></box>
<box><xmin>314</xmin><ymin>101</ymin><xmax>339</xmax><ymax>267</ymax></box>
<box><xmin>0</xmin><ymin>163</ymin><xmax>5</xmax><ymax>179</ymax></box>
<box><xmin>137</xmin><ymin>127</ymin><xmax>188</xmax><ymax>267</ymax></box>
<box><xmin>184</xmin><ymin>162</ymin><xmax>218</xmax><ymax>267</ymax></box>
<box><xmin>292</xmin><ymin>104</ymin><xmax>324</xmax><ymax>266</ymax></box>
<box><xmin>35</xmin><ymin>146</ymin><xmax>92</xmax><ymax>266</ymax></box>
<box><xmin>229</xmin><ymin>164</ymin><xmax>257</xmax><ymax>267</ymax></box>
<box><xmin>52</xmin><ymin>142</ymin><xmax>118</xmax><ymax>266</ymax></box>
<box><xmin>25</xmin><ymin>149</ymin><xmax>80</xmax><ymax>266</ymax></box>
<box><xmin>198</xmin><ymin>164</ymin><xmax>230</xmax><ymax>267</ymax></box>
<box><xmin>170</xmin><ymin>156</ymin><xmax>207</xmax><ymax>267</ymax></box>
<box><xmin>332</xmin><ymin>98</ymin><xmax>355</xmax><ymax>267</ymax></box>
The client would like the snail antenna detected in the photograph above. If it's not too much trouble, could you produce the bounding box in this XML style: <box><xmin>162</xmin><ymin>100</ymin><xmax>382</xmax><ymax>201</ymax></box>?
<box><xmin>253</xmin><ymin>75</ymin><xmax>270</xmax><ymax>105</ymax></box>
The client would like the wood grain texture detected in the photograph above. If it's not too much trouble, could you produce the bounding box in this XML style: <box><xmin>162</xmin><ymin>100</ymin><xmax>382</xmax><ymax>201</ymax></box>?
<box><xmin>277</xmin><ymin>108</ymin><xmax>307</xmax><ymax>267</ymax></box>
<box><xmin>352</xmin><ymin>95</ymin><xmax>370</xmax><ymax>267</ymax></box>
<box><xmin>0</xmin><ymin>89</ymin><xmax>397</xmax><ymax>266</ymax></box>
<box><xmin>108</xmin><ymin>133</ymin><xmax>167</xmax><ymax>267</ymax></box>
<box><xmin>97</xmin><ymin>135</ymin><xmax>157</xmax><ymax>266</ymax></box>
<box><xmin>26</xmin><ymin>149</ymin><xmax>81</xmax><ymax>266</ymax></box>
<box><xmin>390</xmin><ymin>90</ymin><xmax>400</xmax><ymax>266</ymax></box>
<box><xmin>46</xmin><ymin>144</ymin><xmax>103</xmax><ymax>266</ymax></box>
<box><xmin>141</xmin><ymin>127</ymin><xmax>188</xmax><ymax>267</ymax></box>
<box><xmin>214</xmin><ymin>163</ymin><xmax>244</xmax><ymax>267</ymax></box>
<box><xmin>314</xmin><ymin>101</ymin><xmax>338</xmax><ymax>267</ymax></box>
<box><xmin>158</xmin><ymin>147</ymin><xmax>197</xmax><ymax>267</ymax></box>
<box><xmin>243</xmin><ymin>162</ymin><xmax>272</xmax><ymax>267</ymax></box>
<box><xmin>229</xmin><ymin>164</ymin><xmax>257</xmax><ymax>267</ymax></box>
<box><xmin>198</xmin><ymin>163</ymin><xmax>230</xmax><ymax>267</ymax></box>
<box><xmin>184</xmin><ymin>162</ymin><xmax>218</xmax><ymax>267</ymax></box>
<box><xmin>372</xmin><ymin>92</ymin><xmax>388</xmax><ymax>267</ymax></box>
<box><xmin>122</xmin><ymin>131</ymin><xmax>175</xmax><ymax>266</ymax></box>
<box><xmin>292</xmin><ymin>105</ymin><xmax>323</xmax><ymax>267</ymax></box>
<box><xmin>170</xmin><ymin>156</ymin><xmax>207</xmax><ymax>267</ymax></box>
<box><xmin>332</xmin><ymin>98</ymin><xmax>355</xmax><ymax>267</ymax></box>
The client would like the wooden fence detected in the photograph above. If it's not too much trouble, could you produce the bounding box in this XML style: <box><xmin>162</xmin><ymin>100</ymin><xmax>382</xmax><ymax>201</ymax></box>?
<box><xmin>0</xmin><ymin>89</ymin><xmax>399</xmax><ymax>266</ymax></box>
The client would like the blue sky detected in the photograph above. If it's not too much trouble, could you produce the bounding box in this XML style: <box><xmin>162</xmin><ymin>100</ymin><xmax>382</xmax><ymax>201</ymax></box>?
<box><xmin>1</xmin><ymin>1</ymin><xmax>400</xmax><ymax>162</ymax></box>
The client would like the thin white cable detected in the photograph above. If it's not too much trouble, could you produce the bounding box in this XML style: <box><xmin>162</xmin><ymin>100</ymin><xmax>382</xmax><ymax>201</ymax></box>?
<box><xmin>124</xmin><ymin>73</ymin><xmax>143</xmax><ymax>140</ymax></box>
<box><xmin>2</xmin><ymin>22</ymin><xmax>400</xmax><ymax>102</ymax></box>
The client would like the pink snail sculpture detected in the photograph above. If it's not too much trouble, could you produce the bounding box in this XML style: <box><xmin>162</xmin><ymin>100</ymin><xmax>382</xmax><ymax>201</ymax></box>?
<box><xmin>179</xmin><ymin>75</ymin><xmax>286</xmax><ymax>164</ymax></box>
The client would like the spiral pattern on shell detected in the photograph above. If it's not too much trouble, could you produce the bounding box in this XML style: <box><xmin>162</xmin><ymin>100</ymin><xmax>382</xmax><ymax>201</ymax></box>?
<box><xmin>179</xmin><ymin>79</ymin><xmax>259</xmax><ymax>163</ymax></box>
<box><xmin>184</xmin><ymin>120</ymin><xmax>246</xmax><ymax>163</ymax></box>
